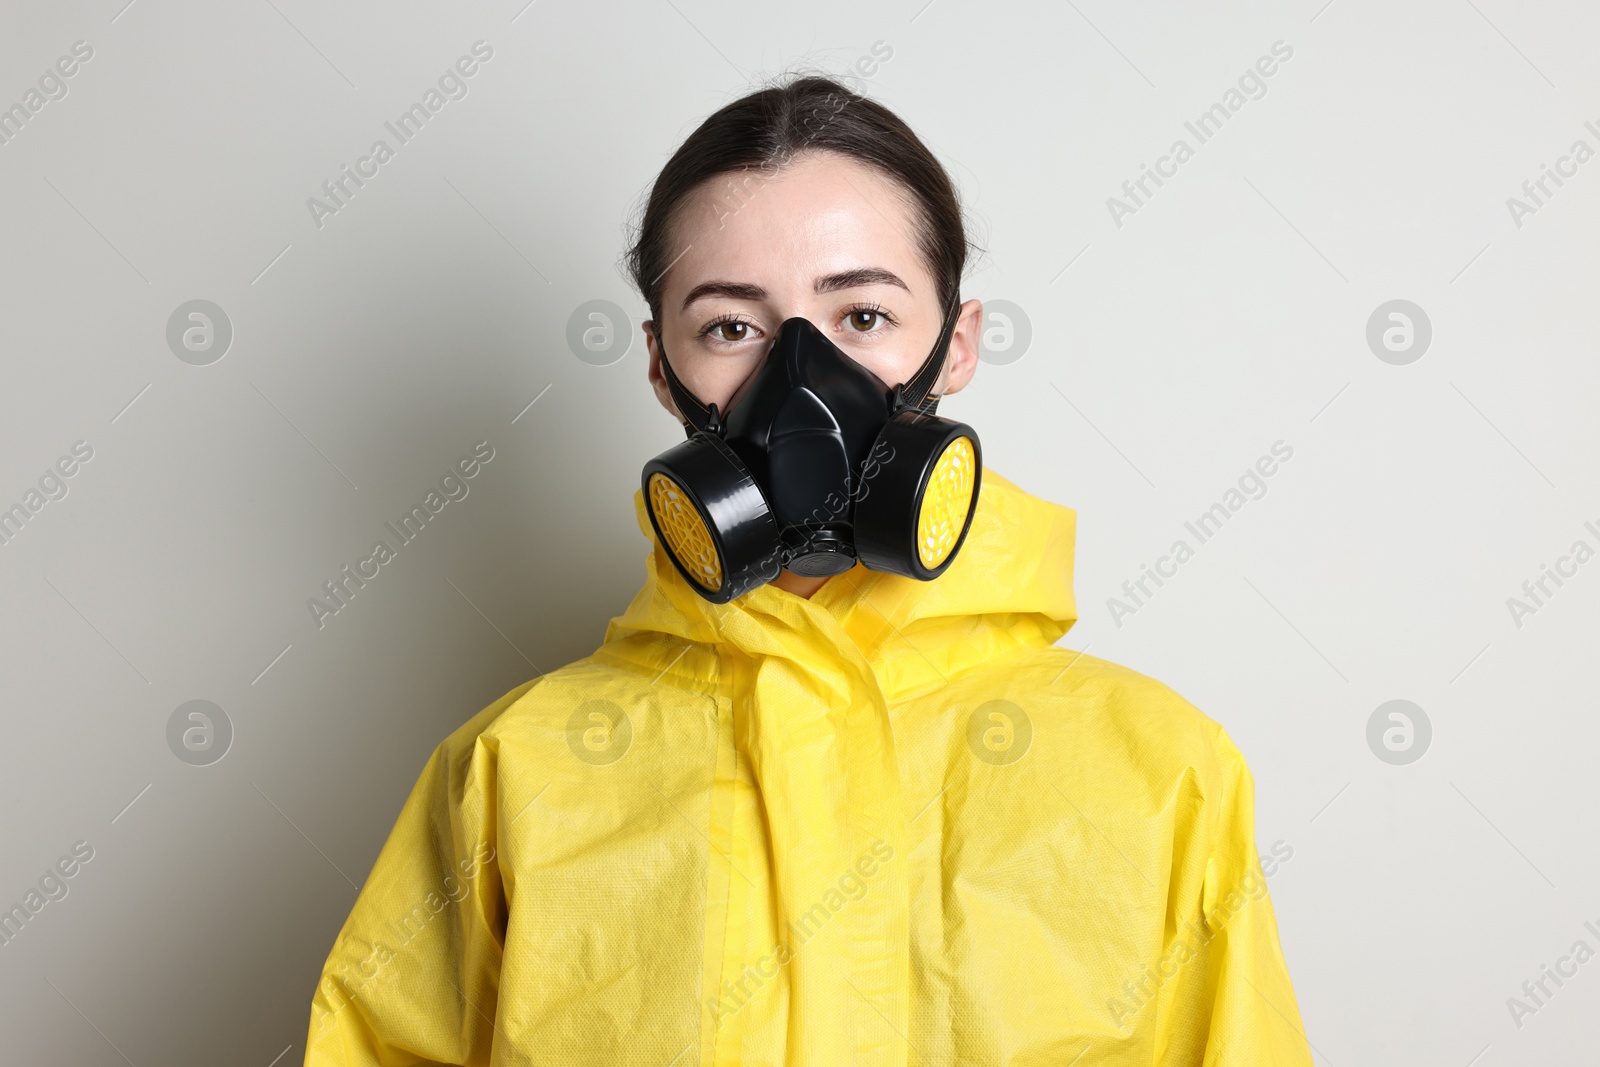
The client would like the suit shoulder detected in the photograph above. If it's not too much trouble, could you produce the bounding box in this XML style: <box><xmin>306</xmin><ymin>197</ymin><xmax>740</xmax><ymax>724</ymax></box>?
<box><xmin>465</xmin><ymin>649</ymin><xmax>708</xmax><ymax>750</ymax></box>
<box><xmin>1024</xmin><ymin>645</ymin><xmax>1230</xmax><ymax>775</ymax></box>
<box><xmin>465</xmin><ymin>655</ymin><xmax>617</xmax><ymax>745</ymax></box>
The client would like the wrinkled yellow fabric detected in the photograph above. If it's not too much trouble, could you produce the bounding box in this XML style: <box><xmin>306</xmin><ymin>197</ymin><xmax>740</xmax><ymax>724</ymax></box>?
<box><xmin>302</xmin><ymin>468</ymin><xmax>1314</xmax><ymax>1066</ymax></box>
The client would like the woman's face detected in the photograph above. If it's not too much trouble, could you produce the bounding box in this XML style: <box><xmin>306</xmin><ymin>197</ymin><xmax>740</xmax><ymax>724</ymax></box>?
<box><xmin>643</xmin><ymin>151</ymin><xmax>982</xmax><ymax>420</ymax></box>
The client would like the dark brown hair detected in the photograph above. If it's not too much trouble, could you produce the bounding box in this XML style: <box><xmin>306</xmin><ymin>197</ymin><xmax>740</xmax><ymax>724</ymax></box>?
<box><xmin>625</xmin><ymin>74</ymin><xmax>973</xmax><ymax>324</ymax></box>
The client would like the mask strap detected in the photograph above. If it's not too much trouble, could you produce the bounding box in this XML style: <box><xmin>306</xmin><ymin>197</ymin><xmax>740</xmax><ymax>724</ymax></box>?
<box><xmin>896</xmin><ymin>296</ymin><xmax>963</xmax><ymax>415</ymax></box>
<box><xmin>653</xmin><ymin>331</ymin><xmax>716</xmax><ymax>437</ymax></box>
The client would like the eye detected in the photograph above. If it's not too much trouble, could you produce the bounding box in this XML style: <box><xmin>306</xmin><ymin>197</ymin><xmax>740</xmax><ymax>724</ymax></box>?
<box><xmin>698</xmin><ymin>315</ymin><xmax>762</xmax><ymax>345</ymax></box>
<box><xmin>841</xmin><ymin>304</ymin><xmax>897</xmax><ymax>334</ymax></box>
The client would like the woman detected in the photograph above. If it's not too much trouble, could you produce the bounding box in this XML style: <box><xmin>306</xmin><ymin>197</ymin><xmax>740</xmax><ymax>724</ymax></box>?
<box><xmin>303</xmin><ymin>76</ymin><xmax>1313</xmax><ymax>1066</ymax></box>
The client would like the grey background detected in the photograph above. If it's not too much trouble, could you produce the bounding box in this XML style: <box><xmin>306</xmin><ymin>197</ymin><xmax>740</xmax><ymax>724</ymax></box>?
<box><xmin>1</xmin><ymin>0</ymin><xmax>1596</xmax><ymax>1063</ymax></box>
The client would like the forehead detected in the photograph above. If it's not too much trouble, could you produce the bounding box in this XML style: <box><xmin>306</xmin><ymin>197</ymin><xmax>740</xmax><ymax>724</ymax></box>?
<box><xmin>661</xmin><ymin>151</ymin><xmax>932</xmax><ymax>307</ymax></box>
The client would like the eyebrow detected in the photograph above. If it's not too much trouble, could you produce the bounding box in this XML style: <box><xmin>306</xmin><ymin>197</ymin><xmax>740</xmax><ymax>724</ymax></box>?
<box><xmin>679</xmin><ymin>268</ymin><xmax>911</xmax><ymax>312</ymax></box>
<box><xmin>817</xmin><ymin>267</ymin><xmax>910</xmax><ymax>294</ymax></box>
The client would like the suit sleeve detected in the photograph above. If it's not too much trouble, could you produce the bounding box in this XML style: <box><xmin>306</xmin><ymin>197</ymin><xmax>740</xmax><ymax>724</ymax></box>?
<box><xmin>1154</xmin><ymin>727</ymin><xmax>1316</xmax><ymax>1066</ymax></box>
<box><xmin>302</xmin><ymin>690</ymin><xmax>522</xmax><ymax>1067</ymax></box>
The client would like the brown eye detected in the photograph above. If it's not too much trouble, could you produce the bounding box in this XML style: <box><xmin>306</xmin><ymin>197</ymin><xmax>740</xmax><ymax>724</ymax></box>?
<box><xmin>715</xmin><ymin>321</ymin><xmax>750</xmax><ymax>342</ymax></box>
<box><xmin>846</xmin><ymin>309</ymin><xmax>881</xmax><ymax>332</ymax></box>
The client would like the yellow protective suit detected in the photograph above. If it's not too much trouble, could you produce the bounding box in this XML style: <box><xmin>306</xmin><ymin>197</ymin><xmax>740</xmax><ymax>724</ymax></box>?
<box><xmin>302</xmin><ymin>467</ymin><xmax>1313</xmax><ymax>1066</ymax></box>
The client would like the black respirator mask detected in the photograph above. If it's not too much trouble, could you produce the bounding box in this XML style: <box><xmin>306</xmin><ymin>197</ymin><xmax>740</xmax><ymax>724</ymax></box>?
<box><xmin>642</xmin><ymin>299</ymin><xmax>982</xmax><ymax>604</ymax></box>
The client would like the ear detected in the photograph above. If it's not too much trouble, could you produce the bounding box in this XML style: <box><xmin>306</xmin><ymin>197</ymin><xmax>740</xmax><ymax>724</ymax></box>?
<box><xmin>934</xmin><ymin>298</ymin><xmax>984</xmax><ymax>397</ymax></box>
<box><xmin>643</xmin><ymin>319</ymin><xmax>683</xmax><ymax>420</ymax></box>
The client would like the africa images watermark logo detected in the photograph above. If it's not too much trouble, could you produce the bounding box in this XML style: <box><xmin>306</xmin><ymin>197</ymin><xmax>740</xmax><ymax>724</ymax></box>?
<box><xmin>1106</xmin><ymin>40</ymin><xmax>1295</xmax><ymax>228</ymax></box>
<box><xmin>306</xmin><ymin>41</ymin><xmax>494</xmax><ymax>230</ymax></box>
<box><xmin>967</xmin><ymin>700</ymin><xmax>1032</xmax><ymax>765</ymax></box>
<box><xmin>1107</xmin><ymin>839</ymin><xmax>1294</xmax><ymax>1028</ymax></box>
<box><xmin>0</xmin><ymin>840</ymin><xmax>97</xmax><ymax>949</ymax></box>
<box><xmin>0</xmin><ymin>440</ymin><xmax>94</xmax><ymax>550</ymax></box>
<box><xmin>314</xmin><ymin>839</ymin><xmax>497</xmax><ymax>1035</ymax></box>
<box><xmin>307</xmin><ymin>441</ymin><xmax>496</xmax><ymax>629</ymax></box>
<box><xmin>166</xmin><ymin>300</ymin><xmax>234</xmax><ymax>366</ymax></box>
<box><xmin>1504</xmin><ymin>518</ymin><xmax>1600</xmax><ymax>629</ymax></box>
<box><xmin>1505</xmin><ymin>917</ymin><xmax>1600</xmax><ymax>1030</ymax></box>
<box><xmin>0</xmin><ymin>39</ymin><xmax>95</xmax><ymax>148</ymax></box>
<box><xmin>1504</xmin><ymin>117</ymin><xmax>1600</xmax><ymax>229</ymax></box>
<box><xmin>707</xmin><ymin>839</ymin><xmax>895</xmax><ymax>1026</ymax></box>
<box><xmin>566</xmin><ymin>700</ymin><xmax>632</xmax><ymax>766</ymax></box>
<box><xmin>1107</xmin><ymin>440</ymin><xmax>1294</xmax><ymax>627</ymax></box>
<box><xmin>166</xmin><ymin>700</ymin><xmax>234</xmax><ymax>767</ymax></box>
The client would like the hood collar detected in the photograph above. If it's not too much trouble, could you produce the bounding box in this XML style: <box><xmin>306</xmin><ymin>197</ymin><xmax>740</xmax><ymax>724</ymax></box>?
<box><xmin>600</xmin><ymin>467</ymin><xmax>1078</xmax><ymax>703</ymax></box>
